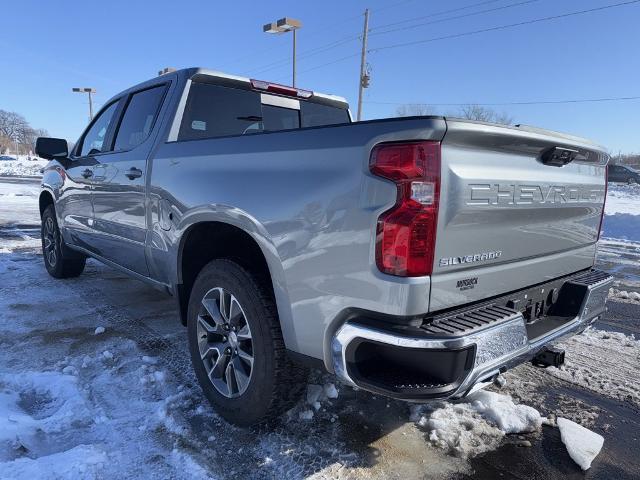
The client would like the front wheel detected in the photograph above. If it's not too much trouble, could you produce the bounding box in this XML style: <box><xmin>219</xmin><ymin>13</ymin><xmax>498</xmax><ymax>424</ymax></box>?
<box><xmin>628</xmin><ymin>177</ymin><xmax>637</xmax><ymax>185</ymax></box>
<box><xmin>41</xmin><ymin>205</ymin><xmax>86</xmax><ymax>278</ymax></box>
<box><xmin>187</xmin><ymin>259</ymin><xmax>308</xmax><ymax>426</ymax></box>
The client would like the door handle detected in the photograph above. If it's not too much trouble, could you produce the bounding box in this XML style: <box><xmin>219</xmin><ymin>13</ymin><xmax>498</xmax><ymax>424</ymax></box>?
<box><xmin>81</xmin><ymin>169</ymin><xmax>93</xmax><ymax>179</ymax></box>
<box><xmin>125</xmin><ymin>167</ymin><xmax>143</xmax><ymax>180</ymax></box>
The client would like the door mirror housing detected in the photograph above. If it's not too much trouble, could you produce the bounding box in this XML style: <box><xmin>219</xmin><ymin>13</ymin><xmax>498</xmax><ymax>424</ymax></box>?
<box><xmin>35</xmin><ymin>137</ymin><xmax>69</xmax><ymax>160</ymax></box>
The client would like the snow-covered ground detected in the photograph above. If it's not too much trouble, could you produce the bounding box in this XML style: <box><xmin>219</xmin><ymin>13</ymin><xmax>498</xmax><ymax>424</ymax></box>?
<box><xmin>605</xmin><ymin>183</ymin><xmax>640</xmax><ymax>216</ymax></box>
<box><xmin>601</xmin><ymin>183</ymin><xmax>640</xmax><ymax>243</ymax></box>
<box><xmin>0</xmin><ymin>156</ymin><xmax>48</xmax><ymax>177</ymax></box>
<box><xmin>0</xmin><ymin>177</ymin><xmax>638</xmax><ymax>478</ymax></box>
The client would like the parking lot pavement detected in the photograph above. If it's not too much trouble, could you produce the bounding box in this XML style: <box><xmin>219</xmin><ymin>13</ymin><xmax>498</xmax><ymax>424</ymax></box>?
<box><xmin>1</xmin><ymin>176</ymin><xmax>639</xmax><ymax>479</ymax></box>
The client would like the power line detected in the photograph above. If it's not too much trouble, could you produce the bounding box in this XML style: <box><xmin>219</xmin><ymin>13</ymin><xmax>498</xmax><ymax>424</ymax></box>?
<box><xmin>244</xmin><ymin>1</ymin><xmax>510</xmax><ymax>78</ymax></box>
<box><xmin>245</xmin><ymin>35</ymin><xmax>360</xmax><ymax>76</ymax></box>
<box><xmin>369</xmin><ymin>0</ymin><xmax>502</xmax><ymax>32</ymax></box>
<box><xmin>369</xmin><ymin>0</ymin><xmax>423</xmax><ymax>14</ymax></box>
<box><xmin>365</xmin><ymin>96</ymin><xmax>640</xmax><ymax>107</ymax></box>
<box><xmin>271</xmin><ymin>0</ymin><xmax>638</xmax><ymax>84</ymax></box>
<box><xmin>370</xmin><ymin>0</ymin><xmax>640</xmax><ymax>53</ymax></box>
<box><xmin>270</xmin><ymin>53</ymin><xmax>362</xmax><ymax>82</ymax></box>
<box><xmin>369</xmin><ymin>0</ymin><xmax>543</xmax><ymax>37</ymax></box>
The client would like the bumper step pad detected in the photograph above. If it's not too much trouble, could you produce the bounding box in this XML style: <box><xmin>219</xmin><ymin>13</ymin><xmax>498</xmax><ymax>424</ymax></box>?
<box><xmin>421</xmin><ymin>304</ymin><xmax>520</xmax><ymax>337</ymax></box>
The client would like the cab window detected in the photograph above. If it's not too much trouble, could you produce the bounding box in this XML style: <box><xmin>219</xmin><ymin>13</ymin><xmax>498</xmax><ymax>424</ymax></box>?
<box><xmin>114</xmin><ymin>85</ymin><xmax>167</xmax><ymax>151</ymax></box>
<box><xmin>78</xmin><ymin>101</ymin><xmax>119</xmax><ymax>156</ymax></box>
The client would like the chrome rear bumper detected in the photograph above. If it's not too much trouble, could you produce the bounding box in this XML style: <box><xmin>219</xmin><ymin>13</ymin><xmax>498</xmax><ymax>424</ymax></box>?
<box><xmin>331</xmin><ymin>269</ymin><xmax>612</xmax><ymax>401</ymax></box>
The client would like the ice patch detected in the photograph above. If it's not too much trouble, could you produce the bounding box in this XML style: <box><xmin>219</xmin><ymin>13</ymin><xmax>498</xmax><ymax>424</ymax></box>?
<box><xmin>142</xmin><ymin>355</ymin><xmax>159</xmax><ymax>365</ymax></box>
<box><xmin>323</xmin><ymin>383</ymin><xmax>339</xmax><ymax>399</ymax></box>
<box><xmin>299</xmin><ymin>409</ymin><xmax>314</xmax><ymax>421</ymax></box>
<box><xmin>557</xmin><ymin>417</ymin><xmax>604</xmax><ymax>470</ymax></box>
<box><xmin>306</xmin><ymin>384</ymin><xmax>323</xmax><ymax>405</ymax></box>
<box><xmin>306</xmin><ymin>383</ymin><xmax>339</xmax><ymax>408</ymax></box>
<box><xmin>102</xmin><ymin>350</ymin><xmax>113</xmax><ymax>360</ymax></box>
<box><xmin>94</xmin><ymin>326</ymin><xmax>105</xmax><ymax>335</ymax></box>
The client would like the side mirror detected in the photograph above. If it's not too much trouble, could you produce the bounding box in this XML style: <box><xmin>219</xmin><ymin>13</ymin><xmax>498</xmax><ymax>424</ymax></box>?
<box><xmin>35</xmin><ymin>137</ymin><xmax>69</xmax><ymax>160</ymax></box>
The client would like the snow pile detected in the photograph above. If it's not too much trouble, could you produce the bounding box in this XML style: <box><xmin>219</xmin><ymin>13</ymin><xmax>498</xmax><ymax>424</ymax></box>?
<box><xmin>470</xmin><ymin>391</ymin><xmax>543</xmax><ymax>433</ymax></box>
<box><xmin>0</xmin><ymin>371</ymin><xmax>93</xmax><ymax>444</ymax></box>
<box><xmin>609</xmin><ymin>288</ymin><xmax>640</xmax><ymax>302</ymax></box>
<box><xmin>299</xmin><ymin>382</ymin><xmax>340</xmax><ymax>420</ymax></box>
<box><xmin>0</xmin><ymin>155</ymin><xmax>48</xmax><ymax>177</ymax></box>
<box><xmin>557</xmin><ymin>417</ymin><xmax>604</xmax><ymax>470</ymax></box>
<box><xmin>412</xmin><ymin>391</ymin><xmax>543</xmax><ymax>458</ymax></box>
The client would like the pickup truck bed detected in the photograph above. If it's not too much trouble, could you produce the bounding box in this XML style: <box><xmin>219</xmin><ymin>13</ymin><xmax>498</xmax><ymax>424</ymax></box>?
<box><xmin>36</xmin><ymin>67</ymin><xmax>612</xmax><ymax>425</ymax></box>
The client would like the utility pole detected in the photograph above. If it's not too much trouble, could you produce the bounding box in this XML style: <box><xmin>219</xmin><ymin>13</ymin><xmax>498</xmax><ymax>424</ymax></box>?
<box><xmin>356</xmin><ymin>9</ymin><xmax>370</xmax><ymax>122</ymax></box>
<box><xmin>72</xmin><ymin>87</ymin><xmax>97</xmax><ymax>123</ymax></box>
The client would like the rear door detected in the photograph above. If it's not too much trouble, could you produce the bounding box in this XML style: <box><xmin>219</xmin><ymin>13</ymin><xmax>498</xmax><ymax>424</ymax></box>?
<box><xmin>90</xmin><ymin>83</ymin><xmax>169</xmax><ymax>275</ymax></box>
<box><xmin>430</xmin><ymin>119</ymin><xmax>607</xmax><ymax>311</ymax></box>
<box><xmin>59</xmin><ymin>100</ymin><xmax>120</xmax><ymax>251</ymax></box>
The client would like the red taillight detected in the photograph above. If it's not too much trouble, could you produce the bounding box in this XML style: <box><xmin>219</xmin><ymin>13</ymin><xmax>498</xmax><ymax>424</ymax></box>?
<box><xmin>598</xmin><ymin>165</ymin><xmax>608</xmax><ymax>240</ymax></box>
<box><xmin>370</xmin><ymin>141</ymin><xmax>441</xmax><ymax>277</ymax></box>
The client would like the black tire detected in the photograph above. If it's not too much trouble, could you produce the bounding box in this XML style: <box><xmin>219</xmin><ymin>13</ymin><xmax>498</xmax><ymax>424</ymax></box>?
<box><xmin>41</xmin><ymin>205</ymin><xmax>86</xmax><ymax>278</ymax></box>
<box><xmin>187</xmin><ymin>259</ymin><xmax>308</xmax><ymax>426</ymax></box>
<box><xmin>628</xmin><ymin>177</ymin><xmax>637</xmax><ymax>185</ymax></box>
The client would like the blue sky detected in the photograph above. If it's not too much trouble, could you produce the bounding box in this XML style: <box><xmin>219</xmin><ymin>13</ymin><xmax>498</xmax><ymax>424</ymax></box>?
<box><xmin>1</xmin><ymin>0</ymin><xmax>639</xmax><ymax>153</ymax></box>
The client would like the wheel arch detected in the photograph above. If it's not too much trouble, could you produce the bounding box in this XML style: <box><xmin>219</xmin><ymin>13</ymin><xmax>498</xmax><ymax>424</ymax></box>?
<box><xmin>39</xmin><ymin>189</ymin><xmax>55</xmax><ymax>217</ymax></box>
<box><xmin>174</xmin><ymin>217</ymin><xmax>295</xmax><ymax>349</ymax></box>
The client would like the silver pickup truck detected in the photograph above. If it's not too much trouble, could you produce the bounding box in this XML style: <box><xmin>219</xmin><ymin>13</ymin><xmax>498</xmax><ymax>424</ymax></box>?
<box><xmin>36</xmin><ymin>67</ymin><xmax>612</xmax><ymax>426</ymax></box>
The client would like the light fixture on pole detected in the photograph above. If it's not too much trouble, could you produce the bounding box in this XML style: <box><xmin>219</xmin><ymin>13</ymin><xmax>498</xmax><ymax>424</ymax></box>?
<box><xmin>263</xmin><ymin>17</ymin><xmax>302</xmax><ymax>87</ymax></box>
<box><xmin>72</xmin><ymin>87</ymin><xmax>97</xmax><ymax>122</ymax></box>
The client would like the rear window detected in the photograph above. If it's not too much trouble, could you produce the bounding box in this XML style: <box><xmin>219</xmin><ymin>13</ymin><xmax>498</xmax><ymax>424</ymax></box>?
<box><xmin>177</xmin><ymin>82</ymin><xmax>349</xmax><ymax>141</ymax></box>
<box><xmin>301</xmin><ymin>101</ymin><xmax>350</xmax><ymax>127</ymax></box>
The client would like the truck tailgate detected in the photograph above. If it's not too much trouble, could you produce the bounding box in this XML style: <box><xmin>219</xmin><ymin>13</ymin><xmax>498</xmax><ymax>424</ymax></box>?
<box><xmin>430</xmin><ymin>119</ymin><xmax>608</xmax><ymax>312</ymax></box>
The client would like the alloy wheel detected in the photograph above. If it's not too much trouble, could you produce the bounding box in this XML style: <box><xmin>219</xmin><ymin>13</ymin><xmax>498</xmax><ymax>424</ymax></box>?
<box><xmin>197</xmin><ymin>287</ymin><xmax>254</xmax><ymax>398</ymax></box>
<box><xmin>43</xmin><ymin>216</ymin><xmax>57</xmax><ymax>267</ymax></box>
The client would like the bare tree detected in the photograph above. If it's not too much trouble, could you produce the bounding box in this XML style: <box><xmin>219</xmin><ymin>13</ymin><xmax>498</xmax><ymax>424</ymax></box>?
<box><xmin>459</xmin><ymin>105</ymin><xmax>513</xmax><ymax>125</ymax></box>
<box><xmin>0</xmin><ymin>109</ymin><xmax>48</xmax><ymax>155</ymax></box>
<box><xmin>395</xmin><ymin>103</ymin><xmax>435</xmax><ymax>117</ymax></box>
<box><xmin>491</xmin><ymin>111</ymin><xmax>514</xmax><ymax>125</ymax></box>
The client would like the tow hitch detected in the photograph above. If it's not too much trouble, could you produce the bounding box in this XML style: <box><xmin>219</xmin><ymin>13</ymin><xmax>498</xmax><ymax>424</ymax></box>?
<box><xmin>532</xmin><ymin>347</ymin><xmax>565</xmax><ymax>368</ymax></box>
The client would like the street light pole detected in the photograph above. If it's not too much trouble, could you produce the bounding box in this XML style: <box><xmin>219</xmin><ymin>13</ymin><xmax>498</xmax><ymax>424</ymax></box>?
<box><xmin>72</xmin><ymin>87</ymin><xmax>97</xmax><ymax>122</ymax></box>
<box><xmin>263</xmin><ymin>17</ymin><xmax>302</xmax><ymax>87</ymax></box>
<box><xmin>292</xmin><ymin>28</ymin><xmax>297</xmax><ymax>87</ymax></box>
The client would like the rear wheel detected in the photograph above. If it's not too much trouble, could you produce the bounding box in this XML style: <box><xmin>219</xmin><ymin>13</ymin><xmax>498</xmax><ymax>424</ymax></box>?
<box><xmin>41</xmin><ymin>205</ymin><xmax>86</xmax><ymax>278</ymax></box>
<box><xmin>187</xmin><ymin>259</ymin><xmax>308</xmax><ymax>426</ymax></box>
